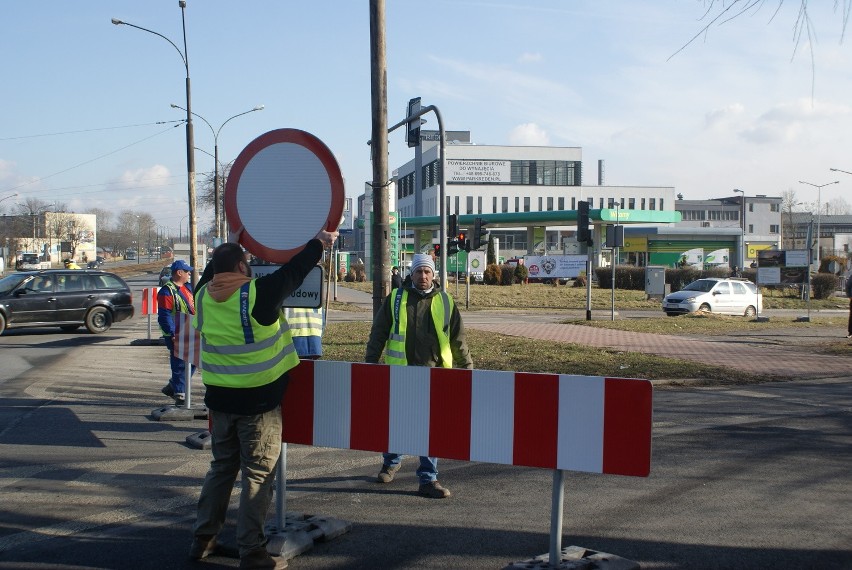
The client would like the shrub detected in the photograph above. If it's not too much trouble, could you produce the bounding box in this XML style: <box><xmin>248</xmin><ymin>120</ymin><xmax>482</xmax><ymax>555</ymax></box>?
<box><xmin>573</xmin><ymin>274</ymin><xmax>586</xmax><ymax>288</ymax></box>
<box><xmin>483</xmin><ymin>263</ymin><xmax>502</xmax><ymax>285</ymax></box>
<box><xmin>513</xmin><ymin>263</ymin><xmax>528</xmax><ymax>284</ymax></box>
<box><xmin>811</xmin><ymin>273</ymin><xmax>839</xmax><ymax>299</ymax></box>
<box><xmin>499</xmin><ymin>264</ymin><xmax>514</xmax><ymax>286</ymax></box>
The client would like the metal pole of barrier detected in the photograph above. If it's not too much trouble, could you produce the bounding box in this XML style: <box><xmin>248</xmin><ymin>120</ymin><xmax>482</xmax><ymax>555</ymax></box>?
<box><xmin>549</xmin><ymin>469</ymin><xmax>565</xmax><ymax>565</ymax></box>
<box><xmin>275</xmin><ymin>443</ymin><xmax>287</xmax><ymax>529</ymax></box>
<box><xmin>184</xmin><ymin>354</ymin><xmax>192</xmax><ymax>409</ymax></box>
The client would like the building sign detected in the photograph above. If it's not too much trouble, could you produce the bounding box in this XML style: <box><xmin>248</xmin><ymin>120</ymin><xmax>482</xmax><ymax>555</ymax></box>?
<box><xmin>447</xmin><ymin>159</ymin><xmax>511</xmax><ymax>184</ymax></box>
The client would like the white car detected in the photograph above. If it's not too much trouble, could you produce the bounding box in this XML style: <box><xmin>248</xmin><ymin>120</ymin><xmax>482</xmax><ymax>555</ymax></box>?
<box><xmin>662</xmin><ymin>277</ymin><xmax>762</xmax><ymax>317</ymax></box>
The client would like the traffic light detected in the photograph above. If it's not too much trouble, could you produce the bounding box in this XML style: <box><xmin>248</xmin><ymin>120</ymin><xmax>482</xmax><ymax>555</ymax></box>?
<box><xmin>447</xmin><ymin>239</ymin><xmax>459</xmax><ymax>256</ymax></box>
<box><xmin>406</xmin><ymin>97</ymin><xmax>421</xmax><ymax>148</ymax></box>
<box><xmin>448</xmin><ymin>214</ymin><xmax>458</xmax><ymax>240</ymax></box>
<box><xmin>577</xmin><ymin>200</ymin><xmax>591</xmax><ymax>245</ymax></box>
<box><xmin>433</xmin><ymin>243</ymin><xmax>441</xmax><ymax>257</ymax></box>
<box><xmin>473</xmin><ymin>217</ymin><xmax>488</xmax><ymax>250</ymax></box>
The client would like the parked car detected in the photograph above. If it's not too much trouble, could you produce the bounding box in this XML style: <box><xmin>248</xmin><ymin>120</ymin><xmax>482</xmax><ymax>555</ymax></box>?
<box><xmin>662</xmin><ymin>277</ymin><xmax>763</xmax><ymax>317</ymax></box>
<box><xmin>0</xmin><ymin>269</ymin><xmax>134</xmax><ymax>335</ymax></box>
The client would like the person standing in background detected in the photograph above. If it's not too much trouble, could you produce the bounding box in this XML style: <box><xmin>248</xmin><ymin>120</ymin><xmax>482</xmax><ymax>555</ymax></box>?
<box><xmin>365</xmin><ymin>253</ymin><xmax>473</xmax><ymax>498</ymax></box>
<box><xmin>286</xmin><ymin>306</ymin><xmax>324</xmax><ymax>359</ymax></box>
<box><xmin>391</xmin><ymin>266</ymin><xmax>402</xmax><ymax>290</ymax></box>
<box><xmin>158</xmin><ymin>259</ymin><xmax>196</xmax><ymax>405</ymax></box>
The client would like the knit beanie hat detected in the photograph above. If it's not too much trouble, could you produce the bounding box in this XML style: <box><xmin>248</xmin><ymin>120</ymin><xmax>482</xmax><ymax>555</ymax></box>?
<box><xmin>410</xmin><ymin>253</ymin><xmax>435</xmax><ymax>274</ymax></box>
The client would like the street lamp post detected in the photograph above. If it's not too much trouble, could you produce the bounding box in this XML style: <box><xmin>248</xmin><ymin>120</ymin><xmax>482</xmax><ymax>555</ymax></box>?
<box><xmin>171</xmin><ymin>103</ymin><xmax>264</xmax><ymax>241</ymax></box>
<box><xmin>0</xmin><ymin>193</ymin><xmax>18</xmax><ymax>209</ymax></box>
<box><xmin>797</xmin><ymin>180</ymin><xmax>839</xmax><ymax>269</ymax></box>
<box><xmin>112</xmin><ymin>1</ymin><xmax>198</xmax><ymax>282</ymax></box>
<box><xmin>733</xmin><ymin>189</ymin><xmax>745</xmax><ymax>268</ymax></box>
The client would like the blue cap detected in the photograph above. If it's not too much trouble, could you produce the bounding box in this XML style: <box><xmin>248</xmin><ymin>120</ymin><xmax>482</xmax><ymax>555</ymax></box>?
<box><xmin>171</xmin><ymin>260</ymin><xmax>193</xmax><ymax>272</ymax></box>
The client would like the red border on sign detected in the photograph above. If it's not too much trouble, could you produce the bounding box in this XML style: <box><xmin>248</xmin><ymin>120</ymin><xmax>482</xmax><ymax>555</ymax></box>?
<box><xmin>224</xmin><ymin>128</ymin><xmax>345</xmax><ymax>263</ymax></box>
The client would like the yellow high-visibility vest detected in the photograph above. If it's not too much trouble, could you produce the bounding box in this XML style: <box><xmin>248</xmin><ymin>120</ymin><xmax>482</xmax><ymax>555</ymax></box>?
<box><xmin>385</xmin><ymin>288</ymin><xmax>453</xmax><ymax>368</ymax></box>
<box><xmin>287</xmin><ymin>307</ymin><xmax>323</xmax><ymax>338</ymax></box>
<box><xmin>194</xmin><ymin>281</ymin><xmax>299</xmax><ymax>388</ymax></box>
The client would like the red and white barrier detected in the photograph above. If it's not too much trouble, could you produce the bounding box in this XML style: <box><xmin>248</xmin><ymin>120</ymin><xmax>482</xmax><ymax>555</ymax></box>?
<box><xmin>141</xmin><ymin>287</ymin><xmax>159</xmax><ymax>314</ymax></box>
<box><xmin>174</xmin><ymin>312</ymin><xmax>202</xmax><ymax>368</ymax></box>
<box><xmin>141</xmin><ymin>287</ymin><xmax>159</xmax><ymax>341</ymax></box>
<box><xmin>283</xmin><ymin>361</ymin><xmax>652</xmax><ymax>477</ymax></box>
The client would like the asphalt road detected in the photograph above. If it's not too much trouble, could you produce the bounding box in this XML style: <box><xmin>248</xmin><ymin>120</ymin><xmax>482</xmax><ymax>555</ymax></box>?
<box><xmin>0</xmin><ymin>275</ymin><xmax>849</xmax><ymax>569</ymax></box>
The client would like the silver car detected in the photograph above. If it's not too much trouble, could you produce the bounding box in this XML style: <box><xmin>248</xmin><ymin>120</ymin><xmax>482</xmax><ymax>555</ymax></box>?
<box><xmin>662</xmin><ymin>277</ymin><xmax>762</xmax><ymax>317</ymax></box>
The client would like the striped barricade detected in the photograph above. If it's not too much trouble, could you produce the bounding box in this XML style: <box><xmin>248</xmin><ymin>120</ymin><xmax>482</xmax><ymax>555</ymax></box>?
<box><xmin>141</xmin><ymin>287</ymin><xmax>159</xmax><ymax>342</ymax></box>
<box><xmin>174</xmin><ymin>312</ymin><xmax>201</xmax><ymax>369</ymax></box>
<box><xmin>283</xmin><ymin>360</ymin><xmax>652</xmax><ymax>477</ymax></box>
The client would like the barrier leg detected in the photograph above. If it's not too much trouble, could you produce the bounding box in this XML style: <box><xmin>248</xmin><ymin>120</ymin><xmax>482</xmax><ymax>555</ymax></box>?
<box><xmin>147</xmin><ymin>314</ymin><xmax>152</xmax><ymax>341</ymax></box>
<box><xmin>549</xmin><ymin>469</ymin><xmax>565</xmax><ymax>566</ymax></box>
<box><xmin>276</xmin><ymin>443</ymin><xmax>287</xmax><ymax>529</ymax></box>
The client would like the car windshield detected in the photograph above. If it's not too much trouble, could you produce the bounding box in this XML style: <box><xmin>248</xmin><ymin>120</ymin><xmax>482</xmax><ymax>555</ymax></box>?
<box><xmin>682</xmin><ymin>279</ymin><xmax>717</xmax><ymax>293</ymax></box>
<box><xmin>0</xmin><ymin>274</ymin><xmax>28</xmax><ymax>295</ymax></box>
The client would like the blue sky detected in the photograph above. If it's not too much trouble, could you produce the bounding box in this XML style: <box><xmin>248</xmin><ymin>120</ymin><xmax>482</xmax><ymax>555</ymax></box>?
<box><xmin>2</xmin><ymin>1</ymin><xmax>850</xmax><ymax>235</ymax></box>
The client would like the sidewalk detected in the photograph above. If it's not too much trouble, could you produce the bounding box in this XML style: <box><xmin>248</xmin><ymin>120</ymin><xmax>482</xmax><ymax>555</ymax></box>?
<box><xmin>331</xmin><ymin>285</ymin><xmax>849</xmax><ymax>380</ymax></box>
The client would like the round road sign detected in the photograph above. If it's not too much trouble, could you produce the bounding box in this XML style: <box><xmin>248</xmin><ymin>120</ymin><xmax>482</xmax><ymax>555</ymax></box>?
<box><xmin>224</xmin><ymin>128</ymin><xmax>345</xmax><ymax>263</ymax></box>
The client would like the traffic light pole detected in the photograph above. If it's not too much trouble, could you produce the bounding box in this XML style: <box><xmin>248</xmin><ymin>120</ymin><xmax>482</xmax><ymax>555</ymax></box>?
<box><xmin>387</xmin><ymin>103</ymin><xmax>448</xmax><ymax>287</ymax></box>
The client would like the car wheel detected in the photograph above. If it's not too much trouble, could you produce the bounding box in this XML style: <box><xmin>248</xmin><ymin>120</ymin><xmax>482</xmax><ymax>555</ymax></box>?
<box><xmin>665</xmin><ymin>312</ymin><xmax>679</xmax><ymax>317</ymax></box>
<box><xmin>744</xmin><ymin>305</ymin><xmax>756</xmax><ymax>317</ymax></box>
<box><xmin>60</xmin><ymin>325</ymin><xmax>81</xmax><ymax>332</ymax></box>
<box><xmin>0</xmin><ymin>312</ymin><xmax>6</xmax><ymax>335</ymax></box>
<box><xmin>85</xmin><ymin>306</ymin><xmax>113</xmax><ymax>334</ymax></box>
<box><xmin>698</xmin><ymin>303</ymin><xmax>712</xmax><ymax>313</ymax></box>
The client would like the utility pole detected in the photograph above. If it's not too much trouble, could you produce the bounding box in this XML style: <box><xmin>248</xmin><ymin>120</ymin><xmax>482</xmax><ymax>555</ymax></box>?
<box><xmin>369</xmin><ymin>0</ymin><xmax>390</xmax><ymax>314</ymax></box>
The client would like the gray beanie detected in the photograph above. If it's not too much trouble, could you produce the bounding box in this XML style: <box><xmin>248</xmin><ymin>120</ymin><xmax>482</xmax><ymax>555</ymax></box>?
<box><xmin>410</xmin><ymin>253</ymin><xmax>435</xmax><ymax>274</ymax></box>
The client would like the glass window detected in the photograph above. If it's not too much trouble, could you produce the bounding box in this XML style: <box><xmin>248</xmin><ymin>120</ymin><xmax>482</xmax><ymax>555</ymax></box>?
<box><xmin>608</xmin><ymin>198</ymin><xmax>615</xmax><ymax>209</ymax></box>
<box><xmin>628</xmin><ymin>198</ymin><xmax>635</xmax><ymax>209</ymax></box>
<box><xmin>547</xmin><ymin>197</ymin><xmax>554</xmax><ymax>211</ymax></box>
<box><xmin>558</xmin><ymin>197</ymin><xmax>564</xmax><ymax>210</ymax></box>
<box><xmin>659</xmin><ymin>198</ymin><xmax>664</xmax><ymax>210</ymax></box>
<box><xmin>493</xmin><ymin>197</ymin><xmax>497</xmax><ymax>213</ymax></box>
<box><xmin>641</xmin><ymin>198</ymin><xmax>646</xmax><ymax>210</ymax></box>
<box><xmin>454</xmin><ymin>196</ymin><xmax>460</xmax><ymax>215</ymax></box>
<box><xmin>731</xmin><ymin>282</ymin><xmax>747</xmax><ymax>295</ymax></box>
<box><xmin>515</xmin><ymin>197</ymin><xmax>520</xmax><ymax>212</ymax></box>
<box><xmin>649</xmin><ymin>198</ymin><xmax>656</xmax><ymax>210</ymax></box>
<box><xmin>599</xmin><ymin>197</ymin><xmax>604</xmax><ymax>209</ymax></box>
<box><xmin>523</xmin><ymin>197</ymin><xmax>530</xmax><ymax>212</ymax></box>
<box><xmin>502</xmin><ymin>197</ymin><xmax>509</xmax><ymax>213</ymax></box>
<box><xmin>571</xmin><ymin>197</ymin><xmax>576</xmax><ymax>209</ymax></box>
<box><xmin>769</xmin><ymin>224</ymin><xmax>779</xmax><ymax>233</ymax></box>
<box><xmin>466</xmin><ymin>196</ymin><xmax>474</xmax><ymax>215</ymax></box>
<box><xmin>477</xmin><ymin>196</ymin><xmax>482</xmax><ymax>214</ymax></box>
<box><xmin>537</xmin><ymin>197</ymin><xmax>543</xmax><ymax>211</ymax></box>
<box><xmin>714</xmin><ymin>282</ymin><xmax>731</xmax><ymax>294</ymax></box>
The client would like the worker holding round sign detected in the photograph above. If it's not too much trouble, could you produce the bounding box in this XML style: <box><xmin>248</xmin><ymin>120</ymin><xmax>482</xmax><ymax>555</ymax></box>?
<box><xmin>190</xmin><ymin>128</ymin><xmax>341</xmax><ymax>568</ymax></box>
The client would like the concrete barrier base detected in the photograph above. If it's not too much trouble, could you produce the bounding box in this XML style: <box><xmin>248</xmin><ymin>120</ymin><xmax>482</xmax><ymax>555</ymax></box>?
<box><xmin>150</xmin><ymin>406</ymin><xmax>196</xmax><ymax>422</ymax></box>
<box><xmin>186</xmin><ymin>430</ymin><xmax>212</xmax><ymax>450</ymax></box>
<box><xmin>505</xmin><ymin>545</ymin><xmax>639</xmax><ymax>570</ymax></box>
<box><xmin>264</xmin><ymin>513</ymin><xmax>352</xmax><ymax>561</ymax></box>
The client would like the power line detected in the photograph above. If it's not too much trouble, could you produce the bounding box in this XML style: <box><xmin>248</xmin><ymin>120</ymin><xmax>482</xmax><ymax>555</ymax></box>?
<box><xmin>0</xmin><ymin>124</ymin><xmax>183</xmax><ymax>194</ymax></box>
<box><xmin>0</xmin><ymin>120</ymin><xmax>184</xmax><ymax>142</ymax></box>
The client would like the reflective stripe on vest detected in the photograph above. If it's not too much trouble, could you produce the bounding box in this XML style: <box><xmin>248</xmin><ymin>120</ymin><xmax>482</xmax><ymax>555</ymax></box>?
<box><xmin>287</xmin><ymin>308</ymin><xmax>323</xmax><ymax>337</ymax></box>
<box><xmin>385</xmin><ymin>288</ymin><xmax>453</xmax><ymax>368</ymax></box>
<box><xmin>194</xmin><ymin>281</ymin><xmax>299</xmax><ymax>388</ymax></box>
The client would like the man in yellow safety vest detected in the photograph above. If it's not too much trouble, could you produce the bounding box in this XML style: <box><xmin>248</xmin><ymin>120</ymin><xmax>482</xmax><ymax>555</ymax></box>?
<box><xmin>365</xmin><ymin>253</ymin><xmax>473</xmax><ymax>499</ymax></box>
<box><xmin>189</xmin><ymin>228</ymin><xmax>337</xmax><ymax>569</ymax></box>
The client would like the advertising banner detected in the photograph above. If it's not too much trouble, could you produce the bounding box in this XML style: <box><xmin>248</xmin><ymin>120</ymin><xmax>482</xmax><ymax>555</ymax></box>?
<box><xmin>524</xmin><ymin>255</ymin><xmax>586</xmax><ymax>280</ymax></box>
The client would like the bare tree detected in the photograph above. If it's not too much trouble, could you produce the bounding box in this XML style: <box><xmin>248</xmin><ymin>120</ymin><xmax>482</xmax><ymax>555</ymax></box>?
<box><xmin>676</xmin><ymin>1</ymin><xmax>850</xmax><ymax>94</ymax></box>
<box><xmin>823</xmin><ymin>196</ymin><xmax>851</xmax><ymax>215</ymax></box>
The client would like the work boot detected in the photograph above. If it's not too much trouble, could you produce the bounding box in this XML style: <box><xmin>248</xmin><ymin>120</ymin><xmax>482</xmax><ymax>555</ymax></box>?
<box><xmin>174</xmin><ymin>392</ymin><xmax>186</xmax><ymax>405</ymax></box>
<box><xmin>188</xmin><ymin>534</ymin><xmax>217</xmax><ymax>560</ymax></box>
<box><xmin>418</xmin><ymin>480</ymin><xmax>451</xmax><ymax>498</ymax></box>
<box><xmin>161</xmin><ymin>384</ymin><xmax>175</xmax><ymax>398</ymax></box>
<box><xmin>239</xmin><ymin>548</ymin><xmax>287</xmax><ymax>569</ymax></box>
<box><xmin>376</xmin><ymin>464</ymin><xmax>400</xmax><ymax>483</ymax></box>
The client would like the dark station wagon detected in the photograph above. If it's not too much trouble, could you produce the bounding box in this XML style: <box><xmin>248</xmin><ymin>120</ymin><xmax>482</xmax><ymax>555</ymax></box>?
<box><xmin>0</xmin><ymin>269</ymin><xmax>134</xmax><ymax>335</ymax></box>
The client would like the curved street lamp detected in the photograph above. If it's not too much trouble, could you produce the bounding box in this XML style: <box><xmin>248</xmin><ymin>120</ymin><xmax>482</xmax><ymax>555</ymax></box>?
<box><xmin>0</xmin><ymin>193</ymin><xmax>18</xmax><ymax>208</ymax></box>
<box><xmin>797</xmin><ymin>180</ymin><xmax>839</xmax><ymax>268</ymax></box>
<box><xmin>112</xmin><ymin>1</ymin><xmax>198</xmax><ymax>281</ymax></box>
<box><xmin>171</xmin><ymin>103</ymin><xmax>264</xmax><ymax>240</ymax></box>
